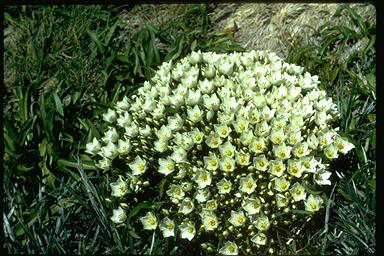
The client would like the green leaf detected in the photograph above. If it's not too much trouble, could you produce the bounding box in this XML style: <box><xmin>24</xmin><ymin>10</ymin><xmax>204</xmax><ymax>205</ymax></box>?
<box><xmin>127</xmin><ymin>202</ymin><xmax>153</xmax><ymax>220</ymax></box>
<box><xmin>52</xmin><ymin>91</ymin><xmax>64</xmax><ymax>117</ymax></box>
<box><xmin>57</xmin><ymin>159</ymin><xmax>97</xmax><ymax>170</ymax></box>
<box><xmin>87</xmin><ymin>29</ymin><xmax>104</xmax><ymax>55</ymax></box>
<box><xmin>104</xmin><ymin>20</ymin><xmax>118</xmax><ymax>46</ymax></box>
<box><xmin>337</xmin><ymin>188</ymin><xmax>352</xmax><ymax>201</ymax></box>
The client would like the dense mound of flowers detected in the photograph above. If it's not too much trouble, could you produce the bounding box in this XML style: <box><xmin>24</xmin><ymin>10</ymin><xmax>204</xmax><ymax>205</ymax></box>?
<box><xmin>86</xmin><ymin>50</ymin><xmax>354</xmax><ymax>254</ymax></box>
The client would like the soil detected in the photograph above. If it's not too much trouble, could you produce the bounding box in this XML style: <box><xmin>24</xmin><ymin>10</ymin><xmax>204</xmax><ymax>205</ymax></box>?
<box><xmin>120</xmin><ymin>3</ymin><xmax>376</xmax><ymax>58</ymax></box>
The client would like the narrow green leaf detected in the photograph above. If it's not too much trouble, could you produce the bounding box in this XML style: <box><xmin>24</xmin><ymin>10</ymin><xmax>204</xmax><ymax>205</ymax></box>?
<box><xmin>52</xmin><ymin>91</ymin><xmax>64</xmax><ymax>117</ymax></box>
<box><xmin>87</xmin><ymin>29</ymin><xmax>104</xmax><ymax>55</ymax></box>
<box><xmin>57</xmin><ymin>159</ymin><xmax>97</xmax><ymax>170</ymax></box>
<box><xmin>127</xmin><ymin>202</ymin><xmax>152</xmax><ymax>219</ymax></box>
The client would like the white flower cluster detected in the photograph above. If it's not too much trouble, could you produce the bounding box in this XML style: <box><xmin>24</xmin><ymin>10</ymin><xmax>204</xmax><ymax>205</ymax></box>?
<box><xmin>86</xmin><ymin>50</ymin><xmax>354</xmax><ymax>254</ymax></box>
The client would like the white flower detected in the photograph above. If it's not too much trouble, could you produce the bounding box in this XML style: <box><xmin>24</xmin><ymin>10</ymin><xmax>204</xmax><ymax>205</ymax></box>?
<box><xmin>274</xmin><ymin>177</ymin><xmax>290</xmax><ymax>192</ymax></box>
<box><xmin>216</xmin><ymin>178</ymin><xmax>232</xmax><ymax>194</ymax></box>
<box><xmin>286</xmin><ymin>131</ymin><xmax>302</xmax><ymax>146</ymax></box>
<box><xmin>235</xmin><ymin>151</ymin><xmax>250</xmax><ymax>166</ymax></box>
<box><xmin>185</xmin><ymin>89</ymin><xmax>202</xmax><ymax>106</ymax></box>
<box><xmin>219</xmin><ymin>157</ymin><xmax>236</xmax><ymax>173</ymax></box>
<box><xmin>189</xmin><ymin>50</ymin><xmax>202</xmax><ymax>65</ymax></box>
<box><xmin>219</xmin><ymin>241</ymin><xmax>238</xmax><ymax>255</ymax></box>
<box><xmin>110</xmin><ymin>175</ymin><xmax>128</xmax><ymax>197</ymax></box>
<box><xmin>194</xmin><ymin>188</ymin><xmax>211</xmax><ymax>203</ymax></box>
<box><xmin>203</xmin><ymin>152</ymin><xmax>219</xmax><ymax>171</ymax></box>
<box><xmin>314</xmin><ymin>169</ymin><xmax>332</xmax><ymax>185</ymax></box>
<box><xmin>85</xmin><ymin>137</ymin><xmax>101</xmax><ymax>155</ymax></box>
<box><xmin>117</xmin><ymin>139</ymin><xmax>131</xmax><ymax>155</ymax></box>
<box><xmin>251</xmin><ymin>233</ymin><xmax>267</xmax><ymax>245</ymax></box>
<box><xmin>140</xmin><ymin>211</ymin><xmax>157</xmax><ymax>230</ymax></box>
<box><xmin>304</xmin><ymin>194</ymin><xmax>324</xmax><ymax>212</ymax></box>
<box><xmin>115</xmin><ymin>96</ymin><xmax>130</xmax><ymax>113</ymax></box>
<box><xmin>190</xmin><ymin>128</ymin><xmax>204</xmax><ymax>144</ymax></box>
<box><xmin>99</xmin><ymin>142</ymin><xmax>118</xmax><ymax>159</ymax></box>
<box><xmin>273</xmin><ymin>144</ymin><xmax>292</xmax><ymax>160</ymax></box>
<box><xmin>167</xmin><ymin>184</ymin><xmax>185</xmax><ymax>200</ymax></box>
<box><xmin>232</xmin><ymin>118</ymin><xmax>250</xmax><ymax>134</ymax></box>
<box><xmin>307</xmin><ymin>133</ymin><xmax>319</xmax><ymax>150</ymax></box>
<box><xmin>117</xmin><ymin>111</ymin><xmax>132</xmax><ymax>127</ymax></box>
<box><xmin>102</xmin><ymin>127</ymin><xmax>119</xmax><ymax>143</ymax></box>
<box><xmin>289</xmin><ymin>182</ymin><xmax>306</xmax><ymax>201</ymax></box>
<box><xmin>171</xmin><ymin>146</ymin><xmax>188</xmax><ymax>163</ymax></box>
<box><xmin>202</xmin><ymin>92</ymin><xmax>220</xmax><ymax>110</ymax></box>
<box><xmin>158</xmin><ymin>157</ymin><xmax>175</xmax><ymax>176</ymax></box>
<box><xmin>293</xmin><ymin>142</ymin><xmax>310</xmax><ymax>158</ymax></box>
<box><xmin>315</xmin><ymin>97</ymin><xmax>334</xmax><ymax>111</ymax></box>
<box><xmin>181</xmin><ymin>73</ymin><xmax>198</xmax><ymax>89</ymax></box>
<box><xmin>111</xmin><ymin>206</ymin><xmax>127</xmax><ymax>224</ymax></box>
<box><xmin>142</xmin><ymin>97</ymin><xmax>157</xmax><ymax>112</ymax></box>
<box><xmin>124</xmin><ymin>123</ymin><xmax>139</xmax><ymax>138</ymax></box>
<box><xmin>254</xmin><ymin>155</ymin><xmax>269</xmax><ymax>172</ymax></box>
<box><xmin>103</xmin><ymin>108</ymin><xmax>117</xmax><ymax>123</ymax></box>
<box><xmin>174</xmin><ymin>132</ymin><xmax>194</xmax><ymax>151</ymax></box>
<box><xmin>269</xmin><ymin>160</ymin><xmax>285</xmax><ymax>177</ymax></box>
<box><xmin>276</xmin><ymin>193</ymin><xmax>289</xmax><ymax>208</ymax></box>
<box><xmin>167</xmin><ymin>114</ymin><xmax>184</xmax><ymax>131</ymax></box>
<box><xmin>301</xmin><ymin>156</ymin><xmax>319</xmax><ymax>173</ymax></box>
<box><xmin>139</xmin><ymin>125</ymin><xmax>152</xmax><ymax>137</ymax></box>
<box><xmin>154</xmin><ymin>139</ymin><xmax>169</xmax><ymax>153</ymax></box>
<box><xmin>217</xmin><ymin>59</ymin><xmax>234</xmax><ymax>76</ymax></box>
<box><xmin>214</xmin><ymin>124</ymin><xmax>232</xmax><ymax>138</ymax></box>
<box><xmin>217</xmin><ymin>111</ymin><xmax>235</xmax><ymax>125</ymax></box>
<box><xmin>202</xmin><ymin>65</ymin><xmax>216</xmax><ymax>79</ymax></box>
<box><xmin>128</xmin><ymin>156</ymin><xmax>147</xmax><ymax>176</ymax></box>
<box><xmin>255</xmin><ymin>216</ymin><xmax>270</xmax><ymax>231</ymax></box>
<box><xmin>205</xmin><ymin>199</ymin><xmax>218</xmax><ymax>211</ymax></box>
<box><xmin>270</xmin><ymin>129</ymin><xmax>285</xmax><ymax>144</ymax></box>
<box><xmin>287</xmin><ymin>159</ymin><xmax>304</xmax><ymax>178</ymax></box>
<box><xmin>205</xmin><ymin>132</ymin><xmax>223</xmax><ymax>149</ymax></box>
<box><xmin>333</xmin><ymin>136</ymin><xmax>355</xmax><ymax>154</ymax></box>
<box><xmin>96</xmin><ymin>157</ymin><xmax>112</xmax><ymax>171</ymax></box>
<box><xmin>179</xmin><ymin>221</ymin><xmax>196</xmax><ymax>241</ymax></box>
<box><xmin>187</xmin><ymin>105</ymin><xmax>203</xmax><ymax>123</ymax></box>
<box><xmin>255</xmin><ymin>120</ymin><xmax>270</xmax><ymax>136</ymax></box>
<box><xmin>249</xmin><ymin>137</ymin><xmax>266</xmax><ymax>154</ymax></box>
<box><xmin>260</xmin><ymin>105</ymin><xmax>275</xmax><ymax>121</ymax></box>
<box><xmin>170</xmin><ymin>93</ymin><xmax>185</xmax><ymax>108</ymax></box>
<box><xmin>193</xmin><ymin>169</ymin><xmax>212</xmax><ymax>189</ymax></box>
<box><xmin>318</xmin><ymin>130</ymin><xmax>335</xmax><ymax>149</ymax></box>
<box><xmin>324</xmin><ymin>144</ymin><xmax>339</xmax><ymax>159</ymax></box>
<box><xmin>219</xmin><ymin>141</ymin><xmax>236</xmax><ymax>158</ymax></box>
<box><xmin>242</xmin><ymin>197</ymin><xmax>262</xmax><ymax>215</ymax></box>
<box><xmin>201</xmin><ymin>211</ymin><xmax>219</xmax><ymax>231</ymax></box>
<box><xmin>159</xmin><ymin>217</ymin><xmax>175</xmax><ymax>238</ymax></box>
<box><xmin>239</xmin><ymin>130</ymin><xmax>254</xmax><ymax>146</ymax></box>
<box><xmin>239</xmin><ymin>174</ymin><xmax>257</xmax><ymax>194</ymax></box>
<box><xmin>228</xmin><ymin>210</ymin><xmax>246</xmax><ymax>227</ymax></box>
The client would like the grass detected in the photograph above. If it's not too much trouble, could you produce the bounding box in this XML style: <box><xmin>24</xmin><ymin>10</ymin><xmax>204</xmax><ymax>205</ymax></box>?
<box><xmin>3</xmin><ymin>4</ymin><xmax>375</xmax><ymax>255</ymax></box>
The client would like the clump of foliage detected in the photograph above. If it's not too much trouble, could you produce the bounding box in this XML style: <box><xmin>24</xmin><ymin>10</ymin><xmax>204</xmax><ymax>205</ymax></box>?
<box><xmin>86</xmin><ymin>49</ymin><xmax>355</xmax><ymax>254</ymax></box>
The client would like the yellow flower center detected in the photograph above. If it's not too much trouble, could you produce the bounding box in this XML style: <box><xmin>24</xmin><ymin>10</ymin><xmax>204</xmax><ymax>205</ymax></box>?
<box><xmin>237</xmin><ymin>216</ymin><xmax>245</xmax><ymax>224</ymax></box>
<box><xmin>209</xmin><ymin>219</ymin><xmax>217</xmax><ymax>227</ymax></box>
<box><xmin>246</xmin><ymin>181</ymin><xmax>254</xmax><ymax>189</ymax></box>
<box><xmin>139</xmin><ymin>163</ymin><xmax>145</xmax><ymax>171</ymax></box>
<box><xmin>200</xmin><ymin>173</ymin><xmax>208</xmax><ymax>182</ymax></box>
<box><xmin>228</xmin><ymin>246</ymin><xmax>236</xmax><ymax>253</ymax></box>
<box><xmin>167</xmin><ymin>223</ymin><xmax>174</xmax><ymax>230</ymax></box>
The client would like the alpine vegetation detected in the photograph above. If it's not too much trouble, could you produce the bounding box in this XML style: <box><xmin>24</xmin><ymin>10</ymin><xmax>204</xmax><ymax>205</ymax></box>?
<box><xmin>86</xmin><ymin>50</ymin><xmax>354</xmax><ymax>254</ymax></box>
